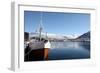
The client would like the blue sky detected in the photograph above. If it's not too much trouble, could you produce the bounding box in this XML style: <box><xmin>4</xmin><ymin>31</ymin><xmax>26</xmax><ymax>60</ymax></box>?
<box><xmin>24</xmin><ymin>11</ymin><xmax>90</xmax><ymax>35</ymax></box>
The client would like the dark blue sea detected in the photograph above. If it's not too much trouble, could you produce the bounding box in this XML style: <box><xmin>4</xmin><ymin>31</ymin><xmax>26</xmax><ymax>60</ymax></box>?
<box><xmin>48</xmin><ymin>41</ymin><xmax>90</xmax><ymax>60</ymax></box>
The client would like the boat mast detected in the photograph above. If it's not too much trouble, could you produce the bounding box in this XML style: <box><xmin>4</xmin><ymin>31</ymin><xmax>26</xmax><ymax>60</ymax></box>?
<box><xmin>39</xmin><ymin>12</ymin><xmax>43</xmax><ymax>41</ymax></box>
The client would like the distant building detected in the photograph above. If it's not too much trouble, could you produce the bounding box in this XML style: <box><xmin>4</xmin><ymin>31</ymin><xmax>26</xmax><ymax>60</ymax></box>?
<box><xmin>24</xmin><ymin>32</ymin><xmax>29</xmax><ymax>41</ymax></box>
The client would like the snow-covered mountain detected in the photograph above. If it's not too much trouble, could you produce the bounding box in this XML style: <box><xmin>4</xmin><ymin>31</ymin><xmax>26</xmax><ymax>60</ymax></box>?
<box><xmin>29</xmin><ymin>32</ymin><xmax>78</xmax><ymax>40</ymax></box>
<box><xmin>76</xmin><ymin>31</ymin><xmax>90</xmax><ymax>41</ymax></box>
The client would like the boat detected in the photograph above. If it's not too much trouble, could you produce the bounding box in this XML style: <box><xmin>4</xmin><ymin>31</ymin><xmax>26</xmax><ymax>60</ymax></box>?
<box><xmin>24</xmin><ymin>12</ymin><xmax>51</xmax><ymax>61</ymax></box>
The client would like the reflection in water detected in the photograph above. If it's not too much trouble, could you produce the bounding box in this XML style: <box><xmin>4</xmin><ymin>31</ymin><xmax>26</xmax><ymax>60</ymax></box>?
<box><xmin>48</xmin><ymin>41</ymin><xmax>90</xmax><ymax>60</ymax></box>
<box><xmin>79</xmin><ymin>41</ymin><xmax>90</xmax><ymax>51</ymax></box>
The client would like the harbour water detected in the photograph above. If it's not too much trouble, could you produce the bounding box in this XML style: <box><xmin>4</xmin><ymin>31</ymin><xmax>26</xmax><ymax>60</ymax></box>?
<box><xmin>48</xmin><ymin>41</ymin><xmax>90</xmax><ymax>60</ymax></box>
<box><xmin>24</xmin><ymin>41</ymin><xmax>90</xmax><ymax>61</ymax></box>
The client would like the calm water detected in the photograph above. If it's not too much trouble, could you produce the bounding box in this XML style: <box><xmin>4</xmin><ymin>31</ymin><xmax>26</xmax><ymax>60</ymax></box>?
<box><xmin>48</xmin><ymin>41</ymin><xmax>90</xmax><ymax>60</ymax></box>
